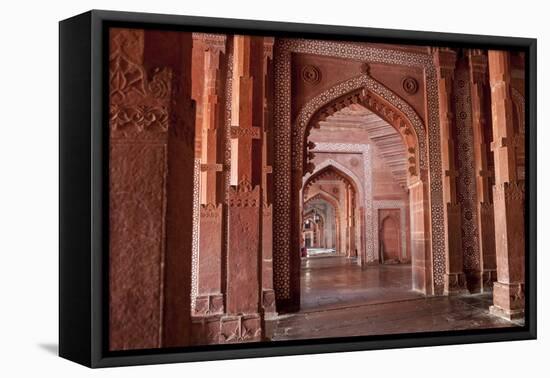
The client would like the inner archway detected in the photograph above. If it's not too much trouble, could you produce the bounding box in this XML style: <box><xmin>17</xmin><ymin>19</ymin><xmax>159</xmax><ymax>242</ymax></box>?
<box><xmin>296</xmin><ymin>95</ymin><xmax>422</xmax><ymax>311</ymax></box>
<box><xmin>303</xmin><ymin>165</ymin><xmax>361</xmax><ymax>260</ymax></box>
<box><xmin>303</xmin><ymin>193</ymin><xmax>339</xmax><ymax>254</ymax></box>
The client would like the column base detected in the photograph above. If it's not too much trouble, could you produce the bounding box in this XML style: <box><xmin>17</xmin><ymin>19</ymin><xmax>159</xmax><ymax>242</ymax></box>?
<box><xmin>489</xmin><ymin>305</ymin><xmax>524</xmax><ymax>321</ymax></box>
<box><xmin>444</xmin><ymin>272</ymin><xmax>468</xmax><ymax>295</ymax></box>
<box><xmin>191</xmin><ymin>315</ymin><xmax>222</xmax><ymax>345</ymax></box>
<box><xmin>220</xmin><ymin>314</ymin><xmax>262</xmax><ymax>343</ymax></box>
<box><xmin>191</xmin><ymin>313</ymin><xmax>263</xmax><ymax>345</ymax></box>
<box><xmin>193</xmin><ymin>293</ymin><xmax>224</xmax><ymax>316</ymax></box>
<box><xmin>481</xmin><ymin>269</ymin><xmax>497</xmax><ymax>292</ymax></box>
<box><xmin>491</xmin><ymin>281</ymin><xmax>525</xmax><ymax>321</ymax></box>
<box><xmin>464</xmin><ymin>269</ymin><xmax>497</xmax><ymax>293</ymax></box>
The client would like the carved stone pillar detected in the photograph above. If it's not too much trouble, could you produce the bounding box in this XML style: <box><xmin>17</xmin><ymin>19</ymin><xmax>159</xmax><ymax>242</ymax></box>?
<box><xmin>223</xmin><ymin>35</ymin><xmax>264</xmax><ymax>342</ymax></box>
<box><xmin>109</xmin><ymin>29</ymin><xmax>169</xmax><ymax>350</ymax></box>
<box><xmin>190</xmin><ymin>34</ymin><xmax>227</xmax><ymax>345</ymax></box>
<box><xmin>434</xmin><ymin>48</ymin><xmax>468</xmax><ymax>295</ymax></box>
<box><xmin>409</xmin><ymin>178</ymin><xmax>433</xmax><ymax>294</ymax></box>
<box><xmin>109</xmin><ymin>29</ymin><xmax>196</xmax><ymax>349</ymax></box>
<box><xmin>260</xmin><ymin>38</ymin><xmax>277</xmax><ymax>337</ymax></box>
<box><xmin>468</xmin><ymin>50</ymin><xmax>497</xmax><ymax>292</ymax></box>
<box><xmin>345</xmin><ymin>184</ymin><xmax>352</xmax><ymax>257</ymax></box>
<box><xmin>488</xmin><ymin>50</ymin><xmax>525</xmax><ymax>320</ymax></box>
<box><xmin>350</xmin><ymin>188</ymin><xmax>357</xmax><ymax>257</ymax></box>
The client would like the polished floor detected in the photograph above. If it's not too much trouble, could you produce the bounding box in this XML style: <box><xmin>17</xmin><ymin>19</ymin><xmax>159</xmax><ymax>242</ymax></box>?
<box><xmin>272</xmin><ymin>256</ymin><xmax>519</xmax><ymax>341</ymax></box>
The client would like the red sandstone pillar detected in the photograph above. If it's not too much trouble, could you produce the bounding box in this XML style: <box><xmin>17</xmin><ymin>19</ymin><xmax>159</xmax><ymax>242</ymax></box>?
<box><xmin>434</xmin><ymin>48</ymin><xmax>468</xmax><ymax>294</ymax></box>
<box><xmin>109</xmin><ymin>29</ymin><xmax>196</xmax><ymax>350</ymax></box>
<box><xmin>345</xmin><ymin>184</ymin><xmax>352</xmax><ymax>257</ymax></box>
<box><xmin>488</xmin><ymin>50</ymin><xmax>525</xmax><ymax>320</ymax></box>
<box><xmin>468</xmin><ymin>50</ymin><xmax>497</xmax><ymax>292</ymax></box>
<box><xmin>190</xmin><ymin>33</ymin><xmax>227</xmax><ymax>344</ymax></box>
<box><xmin>109</xmin><ymin>28</ymin><xmax>169</xmax><ymax>350</ymax></box>
<box><xmin>222</xmin><ymin>35</ymin><xmax>264</xmax><ymax>342</ymax></box>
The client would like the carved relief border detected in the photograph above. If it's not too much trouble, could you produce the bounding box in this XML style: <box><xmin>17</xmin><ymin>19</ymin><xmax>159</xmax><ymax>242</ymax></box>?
<box><xmin>511</xmin><ymin>87</ymin><xmax>525</xmax><ymax>133</ymax></box>
<box><xmin>373</xmin><ymin>200</ymin><xmax>407</xmax><ymax>261</ymax></box>
<box><xmin>511</xmin><ymin>88</ymin><xmax>525</xmax><ymax>181</ymax></box>
<box><xmin>273</xmin><ymin>39</ymin><xmax>445</xmax><ymax>299</ymax></box>
<box><xmin>191</xmin><ymin>159</ymin><xmax>201</xmax><ymax>312</ymax></box>
<box><xmin>307</xmin><ymin>144</ymin><xmax>374</xmax><ymax>262</ymax></box>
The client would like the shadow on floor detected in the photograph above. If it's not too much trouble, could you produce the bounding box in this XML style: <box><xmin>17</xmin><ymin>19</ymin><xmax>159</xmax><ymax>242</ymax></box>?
<box><xmin>37</xmin><ymin>343</ymin><xmax>58</xmax><ymax>356</ymax></box>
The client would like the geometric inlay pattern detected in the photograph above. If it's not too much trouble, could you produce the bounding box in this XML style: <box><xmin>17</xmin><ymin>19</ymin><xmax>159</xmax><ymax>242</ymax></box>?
<box><xmin>454</xmin><ymin>69</ymin><xmax>480</xmax><ymax>271</ymax></box>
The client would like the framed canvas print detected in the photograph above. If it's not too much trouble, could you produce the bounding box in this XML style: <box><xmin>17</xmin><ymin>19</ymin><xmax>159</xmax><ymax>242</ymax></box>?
<box><xmin>59</xmin><ymin>9</ymin><xmax>536</xmax><ymax>368</ymax></box>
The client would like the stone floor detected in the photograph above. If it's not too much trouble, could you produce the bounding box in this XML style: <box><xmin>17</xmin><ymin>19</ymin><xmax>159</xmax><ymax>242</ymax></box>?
<box><xmin>272</xmin><ymin>256</ymin><xmax>519</xmax><ymax>341</ymax></box>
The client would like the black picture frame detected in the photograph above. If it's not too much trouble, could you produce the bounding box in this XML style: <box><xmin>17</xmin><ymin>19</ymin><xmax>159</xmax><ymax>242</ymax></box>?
<box><xmin>59</xmin><ymin>9</ymin><xmax>537</xmax><ymax>368</ymax></box>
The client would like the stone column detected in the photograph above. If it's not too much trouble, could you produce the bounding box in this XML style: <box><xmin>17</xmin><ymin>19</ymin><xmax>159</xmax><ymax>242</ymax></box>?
<box><xmin>109</xmin><ymin>29</ymin><xmax>196</xmax><ymax>350</ymax></box>
<box><xmin>409</xmin><ymin>177</ymin><xmax>433</xmax><ymax>294</ymax></box>
<box><xmin>345</xmin><ymin>184</ymin><xmax>352</xmax><ymax>257</ymax></box>
<box><xmin>190</xmin><ymin>34</ymin><xmax>227</xmax><ymax>344</ymax></box>
<box><xmin>488</xmin><ymin>50</ymin><xmax>525</xmax><ymax>320</ymax></box>
<box><xmin>222</xmin><ymin>35</ymin><xmax>264</xmax><ymax>342</ymax></box>
<box><xmin>349</xmin><ymin>188</ymin><xmax>356</xmax><ymax>257</ymax></box>
<box><xmin>260</xmin><ymin>38</ymin><xmax>277</xmax><ymax>337</ymax></box>
<box><xmin>434</xmin><ymin>48</ymin><xmax>468</xmax><ymax>294</ymax></box>
<box><xmin>109</xmin><ymin>29</ymin><xmax>170</xmax><ymax>350</ymax></box>
<box><xmin>468</xmin><ymin>50</ymin><xmax>497</xmax><ymax>292</ymax></box>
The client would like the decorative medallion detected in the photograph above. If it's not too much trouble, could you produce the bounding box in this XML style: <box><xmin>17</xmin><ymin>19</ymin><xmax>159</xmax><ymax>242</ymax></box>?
<box><xmin>301</xmin><ymin>65</ymin><xmax>322</xmax><ymax>85</ymax></box>
<box><xmin>402</xmin><ymin>76</ymin><xmax>419</xmax><ymax>95</ymax></box>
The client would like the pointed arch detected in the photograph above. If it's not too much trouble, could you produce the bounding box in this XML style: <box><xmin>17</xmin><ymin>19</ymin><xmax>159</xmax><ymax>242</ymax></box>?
<box><xmin>294</xmin><ymin>74</ymin><xmax>426</xmax><ymax>181</ymax></box>
<box><xmin>304</xmin><ymin>192</ymin><xmax>341</xmax><ymax>254</ymax></box>
<box><xmin>303</xmin><ymin>160</ymin><xmax>364</xmax><ymax>207</ymax></box>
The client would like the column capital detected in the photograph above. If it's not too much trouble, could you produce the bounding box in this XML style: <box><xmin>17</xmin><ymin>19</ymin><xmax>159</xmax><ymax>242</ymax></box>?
<box><xmin>488</xmin><ymin>50</ymin><xmax>512</xmax><ymax>87</ymax></box>
<box><xmin>263</xmin><ymin>37</ymin><xmax>275</xmax><ymax>60</ymax></box>
<box><xmin>467</xmin><ymin>49</ymin><xmax>488</xmax><ymax>84</ymax></box>
<box><xmin>433</xmin><ymin>47</ymin><xmax>458</xmax><ymax>79</ymax></box>
<box><xmin>192</xmin><ymin>33</ymin><xmax>227</xmax><ymax>54</ymax></box>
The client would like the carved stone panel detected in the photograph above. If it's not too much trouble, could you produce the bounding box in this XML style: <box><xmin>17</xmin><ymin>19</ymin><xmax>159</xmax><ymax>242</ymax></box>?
<box><xmin>198</xmin><ymin>203</ymin><xmax>222</xmax><ymax>295</ymax></box>
<box><xmin>109</xmin><ymin>143</ymin><xmax>167</xmax><ymax>350</ymax></box>
<box><xmin>227</xmin><ymin>178</ymin><xmax>261</xmax><ymax>315</ymax></box>
<box><xmin>191</xmin><ymin>315</ymin><xmax>222</xmax><ymax>345</ymax></box>
<box><xmin>220</xmin><ymin>315</ymin><xmax>262</xmax><ymax>343</ymax></box>
<box><xmin>262</xmin><ymin>204</ymin><xmax>274</xmax><ymax>291</ymax></box>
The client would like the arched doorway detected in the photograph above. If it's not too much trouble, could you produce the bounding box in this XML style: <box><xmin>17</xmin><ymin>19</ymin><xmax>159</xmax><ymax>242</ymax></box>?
<box><xmin>304</xmin><ymin>192</ymin><xmax>341</xmax><ymax>254</ymax></box>
<box><xmin>379</xmin><ymin>212</ymin><xmax>401</xmax><ymax>263</ymax></box>
<box><xmin>303</xmin><ymin>164</ymin><xmax>363</xmax><ymax>260</ymax></box>
<box><xmin>273</xmin><ymin>69</ymin><xmax>435</xmax><ymax>312</ymax></box>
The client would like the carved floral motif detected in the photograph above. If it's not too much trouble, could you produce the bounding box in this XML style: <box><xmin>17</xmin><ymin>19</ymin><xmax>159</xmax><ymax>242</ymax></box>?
<box><xmin>109</xmin><ymin>44</ymin><xmax>173</xmax><ymax>138</ymax></box>
<box><xmin>220</xmin><ymin>315</ymin><xmax>261</xmax><ymax>343</ymax></box>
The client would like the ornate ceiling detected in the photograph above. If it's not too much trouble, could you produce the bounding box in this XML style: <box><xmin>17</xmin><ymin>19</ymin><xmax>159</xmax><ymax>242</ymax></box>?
<box><xmin>318</xmin><ymin>103</ymin><xmax>408</xmax><ymax>188</ymax></box>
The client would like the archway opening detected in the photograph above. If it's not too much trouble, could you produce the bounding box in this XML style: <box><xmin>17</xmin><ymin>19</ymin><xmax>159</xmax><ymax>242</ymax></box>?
<box><xmin>298</xmin><ymin>101</ymin><xmax>422</xmax><ymax>311</ymax></box>
<box><xmin>303</xmin><ymin>166</ymin><xmax>358</xmax><ymax>259</ymax></box>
